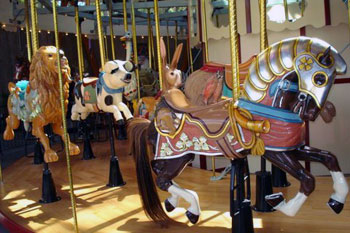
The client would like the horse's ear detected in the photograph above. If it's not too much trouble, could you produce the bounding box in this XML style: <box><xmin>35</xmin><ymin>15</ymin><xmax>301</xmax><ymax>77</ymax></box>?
<box><xmin>160</xmin><ymin>37</ymin><xmax>167</xmax><ymax>66</ymax></box>
<box><xmin>170</xmin><ymin>43</ymin><xmax>183</xmax><ymax>70</ymax></box>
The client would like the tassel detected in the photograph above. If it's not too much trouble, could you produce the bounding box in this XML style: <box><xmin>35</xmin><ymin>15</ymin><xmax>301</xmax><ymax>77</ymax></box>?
<box><xmin>251</xmin><ymin>135</ymin><xmax>265</xmax><ymax>156</ymax></box>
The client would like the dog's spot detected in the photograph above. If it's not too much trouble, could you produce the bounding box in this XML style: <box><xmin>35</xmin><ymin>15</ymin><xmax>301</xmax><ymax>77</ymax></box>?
<box><xmin>105</xmin><ymin>95</ymin><xmax>113</xmax><ymax>105</ymax></box>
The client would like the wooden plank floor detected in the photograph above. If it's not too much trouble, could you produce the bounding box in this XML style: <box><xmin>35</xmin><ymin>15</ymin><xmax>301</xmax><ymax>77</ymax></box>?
<box><xmin>0</xmin><ymin>139</ymin><xmax>349</xmax><ymax>233</ymax></box>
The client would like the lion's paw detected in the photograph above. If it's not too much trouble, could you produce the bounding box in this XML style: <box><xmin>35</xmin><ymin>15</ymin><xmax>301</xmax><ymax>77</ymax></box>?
<box><xmin>69</xmin><ymin>143</ymin><xmax>80</xmax><ymax>156</ymax></box>
<box><xmin>3</xmin><ymin>128</ymin><xmax>14</xmax><ymax>140</ymax></box>
<box><xmin>44</xmin><ymin>150</ymin><xmax>59</xmax><ymax>163</ymax></box>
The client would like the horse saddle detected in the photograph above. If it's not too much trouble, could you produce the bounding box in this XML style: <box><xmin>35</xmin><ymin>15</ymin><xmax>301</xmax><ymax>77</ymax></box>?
<box><xmin>162</xmin><ymin>89</ymin><xmax>231</xmax><ymax>136</ymax></box>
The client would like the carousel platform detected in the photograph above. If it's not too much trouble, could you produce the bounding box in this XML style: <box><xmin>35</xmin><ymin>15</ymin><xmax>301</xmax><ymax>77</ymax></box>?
<box><xmin>0</xmin><ymin>140</ymin><xmax>349</xmax><ymax>233</ymax></box>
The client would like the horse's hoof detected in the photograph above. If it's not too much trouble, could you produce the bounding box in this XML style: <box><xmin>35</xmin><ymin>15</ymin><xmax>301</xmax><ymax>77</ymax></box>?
<box><xmin>69</xmin><ymin>143</ymin><xmax>80</xmax><ymax>155</ymax></box>
<box><xmin>164</xmin><ymin>199</ymin><xmax>175</xmax><ymax>212</ymax></box>
<box><xmin>185</xmin><ymin>210</ymin><xmax>199</xmax><ymax>224</ymax></box>
<box><xmin>116</xmin><ymin>119</ymin><xmax>125</xmax><ymax>126</ymax></box>
<box><xmin>3</xmin><ymin>129</ymin><xmax>14</xmax><ymax>140</ymax></box>
<box><xmin>265</xmin><ymin>192</ymin><xmax>284</xmax><ymax>208</ymax></box>
<box><xmin>328</xmin><ymin>198</ymin><xmax>344</xmax><ymax>214</ymax></box>
<box><xmin>44</xmin><ymin>150</ymin><xmax>59</xmax><ymax>163</ymax></box>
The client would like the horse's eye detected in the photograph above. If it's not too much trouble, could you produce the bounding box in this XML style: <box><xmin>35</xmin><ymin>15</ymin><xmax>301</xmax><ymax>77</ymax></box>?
<box><xmin>48</xmin><ymin>54</ymin><xmax>53</xmax><ymax>57</ymax></box>
<box><xmin>313</xmin><ymin>73</ymin><xmax>328</xmax><ymax>87</ymax></box>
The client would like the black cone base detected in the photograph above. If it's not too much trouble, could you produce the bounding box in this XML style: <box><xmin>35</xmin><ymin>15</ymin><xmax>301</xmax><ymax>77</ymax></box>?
<box><xmin>82</xmin><ymin>138</ymin><xmax>95</xmax><ymax>160</ymax></box>
<box><xmin>116</xmin><ymin>124</ymin><xmax>127</xmax><ymax>141</ymax></box>
<box><xmin>107</xmin><ymin>156</ymin><xmax>126</xmax><ymax>187</ymax></box>
<box><xmin>233</xmin><ymin>200</ymin><xmax>254</xmax><ymax>233</ymax></box>
<box><xmin>272</xmin><ymin>165</ymin><xmax>290</xmax><ymax>187</ymax></box>
<box><xmin>39</xmin><ymin>168</ymin><xmax>61</xmax><ymax>203</ymax></box>
<box><xmin>253</xmin><ymin>171</ymin><xmax>274</xmax><ymax>212</ymax></box>
<box><xmin>33</xmin><ymin>141</ymin><xmax>44</xmax><ymax>165</ymax></box>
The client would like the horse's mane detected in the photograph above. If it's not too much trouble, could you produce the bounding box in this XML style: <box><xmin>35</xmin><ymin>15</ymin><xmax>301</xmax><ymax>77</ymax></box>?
<box><xmin>29</xmin><ymin>47</ymin><xmax>70</xmax><ymax>120</ymax></box>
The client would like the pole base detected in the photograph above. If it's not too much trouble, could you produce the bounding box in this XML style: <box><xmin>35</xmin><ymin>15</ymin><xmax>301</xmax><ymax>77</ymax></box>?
<box><xmin>233</xmin><ymin>200</ymin><xmax>254</xmax><ymax>233</ymax></box>
<box><xmin>253</xmin><ymin>171</ymin><xmax>274</xmax><ymax>212</ymax></box>
<box><xmin>33</xmin><ymin>140</ymin><xmax>44</xmax><ymax>165</ymax></box>
<box><xmin>82</xmin><ymin>138</ymin><xmax>96</xmax><ymax>160</ymax></box>
<box><xmin>107</xmin><ymin>156</ymin><xmax>126</xmax><ymax>187</ymax></box>
<box><xmin>116</xmin><ymin>123</ymin><xmax>127</xmax><ymax>141</ymax></box>
<box><xmin>272</xmin><ymin>165</ymin><xmax>290</xmax><ymax>187</ymax></box>
<box><xmin>39</xmin><ymin>166</ymin><xmax>61</xmax><ymax>203</ymax></box>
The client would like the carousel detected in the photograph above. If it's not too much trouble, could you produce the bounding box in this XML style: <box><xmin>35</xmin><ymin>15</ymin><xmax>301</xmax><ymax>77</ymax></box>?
<box><xmin>0</xmin><ymin>0</ymin><xmax>349</xmax><ymax>232</ymax></box>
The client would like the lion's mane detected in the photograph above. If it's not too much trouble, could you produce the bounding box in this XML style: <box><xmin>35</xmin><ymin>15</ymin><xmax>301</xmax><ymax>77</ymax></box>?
<box><xmin>29</xmin><ymin>46</ymin><xmax>71</xmax><ymax>121</ymax></box>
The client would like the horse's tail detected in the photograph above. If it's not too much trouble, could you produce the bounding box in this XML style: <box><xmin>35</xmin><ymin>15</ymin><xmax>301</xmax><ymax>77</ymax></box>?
<box><xmin>128</xmin><ymin>118</ymin><xmax>172</xmax><ymax>226</ymax></box>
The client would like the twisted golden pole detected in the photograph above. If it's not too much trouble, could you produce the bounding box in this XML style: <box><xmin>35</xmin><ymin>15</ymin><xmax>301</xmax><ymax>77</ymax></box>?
<box><xmin>131</xmin><ymin>0</ymin><xmax>140</xmax><ymax>100</ymax></box>
<box><xmin>75</xmin><ymin>6</ymin><xmax>84</xmax><ymax>81</ymax></box>
<box><xmin>95</xmin><ymin>0</ymin><xmax>106</xmax><ymax>68</ymax></box>
<box><xmin>154</xmin><ymin>0</ymin><xmax>163</xmax><ymax>90</ymax></box>
<box><xmin>187</xmin><ymin>7</ymin><xmax>193</xmax><ymax>73</ymax></box>
<box><xmin>202</xmin><ymin>0</ymin><xmax>209</xmax><ymax>63</ymax></box>
<box><xmin>150</xmin><ymin>19</ymin><xmax>156</xmax><ymax>70</ymax></box>
<box><xmin>228</xmin><ymin>0</ymin><xmax>240</xmax><ymax>101</ymax></box>
<box><xmin>24</xmin><ymin>0</ymin><xmax>32</xmax><ymax>62</ymax></box>
<box><xmin>166</xmin><ymin>21</ymin><xmax>170</xmax><ymax>64</ymax></box>
<box><xmin>123</xmin><ymin>0</ymin><xmax>128</xmax><ymax>31</ymax></box>
<box><xmin>30</xmin><ymin>0</ymin><xmax>39</xmax><ymax>53</ymax></box>
<box><xmin>109</xmin><ymin>0</ymin><xmax>116</xmax><ymax>60</ymax></box>
<box><xmin>147</xmin><ymin>9</ymin><xmax>152</xmax><ymax>69</ymax></box>
<box><xmin>52</xmin><ymin>0</ymin><xmax>79</xmax><ymax>232</ymax></box>
<box><xmin>259</xmin><ymin>0</ymin><xmax>268</xmax><ymax>51</ymax></box>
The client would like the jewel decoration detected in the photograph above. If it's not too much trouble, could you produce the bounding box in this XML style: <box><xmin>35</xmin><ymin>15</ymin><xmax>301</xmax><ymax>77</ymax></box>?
<box><xmin>298</xmin><ymin>57</ymin><xmax>313</xmax><ymax>71</ymax></box>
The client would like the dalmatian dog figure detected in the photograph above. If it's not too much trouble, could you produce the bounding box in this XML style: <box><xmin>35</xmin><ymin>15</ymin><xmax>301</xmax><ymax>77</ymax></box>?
<box><xmin>71</xmin><ymin>60</ymin><xmax>135</xmax><ymax>125</ymax></box>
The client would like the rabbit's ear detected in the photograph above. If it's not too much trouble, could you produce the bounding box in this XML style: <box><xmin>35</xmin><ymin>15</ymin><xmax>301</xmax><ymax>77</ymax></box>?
<box><xmin>160</xmin><ymin>37</ymin><xmax>167</xmax><ymax>66</ymax></box>
<box><xmin>170</xmin><ymin>43</ymin><xmax>183</xmax><ymax>70</ymax></box>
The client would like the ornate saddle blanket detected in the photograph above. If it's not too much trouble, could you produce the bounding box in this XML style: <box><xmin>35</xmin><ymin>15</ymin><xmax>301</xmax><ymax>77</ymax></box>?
<box><xmin>154</xmin><ymin>99</ymin><xmax>305</xmax><ymax>159</ymax></box>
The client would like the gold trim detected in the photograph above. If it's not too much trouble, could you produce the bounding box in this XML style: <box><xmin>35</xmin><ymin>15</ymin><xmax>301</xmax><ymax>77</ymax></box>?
<box><xmin>255</xmin><ymin>51</ymin><xmax>276</xmax><ymax>84</ymax></box>
<box><xmin>312</xmin><ymin>71</ymin><xmax>329</xmax><ymax>88</ymax></box>
<box><xmin>316</xmin><ymin>52</ymin><xmax>334</xmax><ymax>69</ymax></box>
<box><xmin>278</xmin><ymin>41</ymin><xmax>293</xmax><ymax>71</ymax></box>
<box><xmin>154</xmin><ymin>114</ymin><xmax>186</xmax><ymax>139</ymax></box>
<box><xmin>293</xmin><ymin>38</ymin><xmax>299</xmax><ymax>58</ymax></box>
<box><xmin>267</xmin><ymin>47</ymin><xmax>284</xmax><ymax>76</ymax></box>
<box><xmin>307</xmin><ymin>39</ymin><xmax>313</xmax><ymax>53</ymax></box>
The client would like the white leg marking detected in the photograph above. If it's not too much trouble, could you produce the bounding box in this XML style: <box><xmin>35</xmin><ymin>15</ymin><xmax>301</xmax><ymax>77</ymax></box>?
<box><xmin>102</xmin><ymin>105</ymin><xmax>123</xmax><ymax>121</ymax></box>
<box><xmin>330</xmin><ymin>171</ymin><xmax>349</xmax><ymax>203</ymax></box>
<box><xmin>274</xmin><ymin>192</ymin><xmax>307</xmax><ymax>217</ymax></box>
<box><xmin>117</xmin><ymin>102</ymin><xmax>133</xmax><ymax>120</ymax></box>
<box><xmin>168</xmin><ymin>185</ymin><xmax>200</xmax><ymax>215</ymax></box>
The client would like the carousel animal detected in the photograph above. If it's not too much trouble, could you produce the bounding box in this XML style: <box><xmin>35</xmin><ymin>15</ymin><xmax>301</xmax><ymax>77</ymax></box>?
<box><xmin>14</xmin><ymin>56</ymin><xmax>30</xmax><ymax>81</ymax></box>
<box><xmin>71</xmin><ymin>60</ymin><xmax>135</xmax><ymax>124</ymax></box>
<box><xmin>3</xmin><ymin>46</ymin><xmax>80</xmax><ymax>163</ymax></box>
<box><xmin>128</xmin><ymin>37</ymin><xmax>349</xmax><ymax>226</ymax></box>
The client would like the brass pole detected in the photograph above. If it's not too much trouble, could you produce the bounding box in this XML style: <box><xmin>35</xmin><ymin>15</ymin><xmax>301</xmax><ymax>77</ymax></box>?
<box><xmin>187</xmin><ymin>7</ymin><xmax>193</xmax><ymax>73</ymax></box>
<box><xmin>228</xmin><ymin>0</ymin><xmax>240</xmax><ymax>101</ymax></box>
<box><xmin>95</xmin><ymin>0</ymin><xmax>106</xmax><ymax>68</ymax></box>
<box><xmin>30</xmin><ymin>0</ymin><xmax>39</xmax><ymax>52</ymax></box>
<box><xmin>259</xmin><ymin>0</ymin><xmax>268</xmax><ymax>51</ymax></box>
<box><xmin>104</xmin><ymin>33</ymin><xmax>109</xmax><ymax>60</ymax></box>
<box><xmin>109</xmin><ymin>0</ymin><xmax>116</xmax><ymax>60</ymax></box>
<box><xmin>348</xmin><ymin>0</ymin><xmax>350</xmax><ymax>41</ymax></box>
<box><xmin>147</xmin><ymin>9</ymin><xmax>152</xmax><ymax>69</ymax></box>
<box><xmin>154</xmin><ymin>0</ymin><xmax>163</xmax><ymax>90</ymax></box>
<box><xmin>283</xmin><ymin>0</ymin><xmax>288</xmax><ymax>23</ymax></box>
<box><xmin>52</xmin><ymin>0</ymin><xmax>79</xmax><ymax>232</ymax></box>
<box><xmin>166</xmin><ymin>21</ymin><xmax>170</xmax><ymax>64</ymax></box>
<box><xmin>202</xmin><ymin>0</ymin><xmax>209</xmax><ymax>63</ymax></box>
<box><xmin>175</xmin><ymin>20</ymin><xmax>178</xmax><ymax>47</ymax></box>
<box><xmin>75</xmin><ymin>6</ymin><xmax>84</xmax><ymax>81</ymax></box>
<box><xmin>131</xmin><ymin>0</ymin><xmax>140</xmax><ymax>100</ymax></box>
<box><xmin>123</xmin><ymin>0</ymin><xmax>128</xmax><ymax>31</ymax></box>
<box><xmin>150</xmin><ymin>19</ymin><xmax>156</xmax><ymax>70</ymax></box>
<box><xmin>24</xmin><ymin>0</ymin><xmax>32</xmax><ymax>62</ymax></box>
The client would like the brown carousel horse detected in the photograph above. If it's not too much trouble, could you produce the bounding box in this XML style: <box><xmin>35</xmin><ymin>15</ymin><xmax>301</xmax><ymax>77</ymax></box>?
<box><xmin>3</xmin><ymin>46</ymin><xmax>80</xmax><ymax>163</ymax></box>
<box><xmin>129</xmin><ymin>37</ymin><xmax>349</xmax><ymax>226</ymax></box>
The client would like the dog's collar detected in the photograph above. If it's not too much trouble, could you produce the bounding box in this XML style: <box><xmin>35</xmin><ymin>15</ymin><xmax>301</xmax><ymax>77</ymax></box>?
<box><xmin>97</xmin><ymin>72</ymin><xmax>124</xmax><ymax>94</ymax></box>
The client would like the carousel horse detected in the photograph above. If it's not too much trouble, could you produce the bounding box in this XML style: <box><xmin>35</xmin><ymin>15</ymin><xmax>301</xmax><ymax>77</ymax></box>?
<box><xmin>3</xmin><ymin>46</ymin><xmax>80</xmax><ymax>163</ymax></box>
<box><xmin>128</xmin><ymin>37</ymin><xmax>349</xmax><ymax>226</ymax></box>
<box><xmin>14</xmin><ymin>56</ymin><xmax>30</xmax><ymax>81</ymax></box>
<box><xmin>71</xmin><ymin>60</ymin><xmax>135</xmax><ymax>124</ymax></box>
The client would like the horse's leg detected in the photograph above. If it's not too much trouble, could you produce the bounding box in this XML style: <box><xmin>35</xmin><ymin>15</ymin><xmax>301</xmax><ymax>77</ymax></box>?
<box><xmin>116</xmin><ymin>101</ymin><xmax>133</xmax><ymax>120</ymax></box>
<box><xmin>295</xmin><ymin>146</ymin><xmax>349</xmax><ymax>213</ymax></box>
<box><xmin>264</xmin><ymin>151</ymin><xmax>314</xmax><ymax>216</ymax></box>
<box><xmin>52</xmin><ymin>122</ymin><xmax>80</xmax><ymax>156</ymax></box>
<box><xmin>151</xmin><ymin>154</ymin><xmax>201</xmax><ymax>224</ymax></box>
<box><xmin>101</xmin><ymin>105</ymin><xmax>123</xmax><ymax>123</ymax></box>
<box><xmin>32</xmin><ymin>119</ymin><xmax>58</xmax><ymax>163</ymax></box>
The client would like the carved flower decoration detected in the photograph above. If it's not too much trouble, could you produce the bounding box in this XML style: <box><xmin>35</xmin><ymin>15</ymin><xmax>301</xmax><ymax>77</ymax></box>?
<box><xmin>193</xmin><ymin>136</ymin><xmax>209</xmax><ymax>151</ymax></box>
<box><xmin>176</xmin><ymin>133</ymin><xmax>193</xmax><ymax>151</ymax></box>
<box><xmin>298</xmin><ymin>57</ymin><xmax>313</xmax><ymax>71</ymax></box>
<box><xmin>160</xmin><ymin>143</ymin><xmax>173</xmax><ymax>156</ymax></box>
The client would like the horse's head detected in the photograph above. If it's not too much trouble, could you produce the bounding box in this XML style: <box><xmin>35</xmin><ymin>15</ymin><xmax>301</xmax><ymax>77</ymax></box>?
<box><xmin>160</xmin><ymin>37</ymin><xmax>183</xmax><ymax>91</ymax></box>
<box><xmin>103</xmin><ymin>60</ymin><xmax>135</xmax><ymax>88</ymax></box>
<box><xmin>277</xmin><ymin>43</ymin><xmax>347</xmax><ymax>121</ymax></box>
